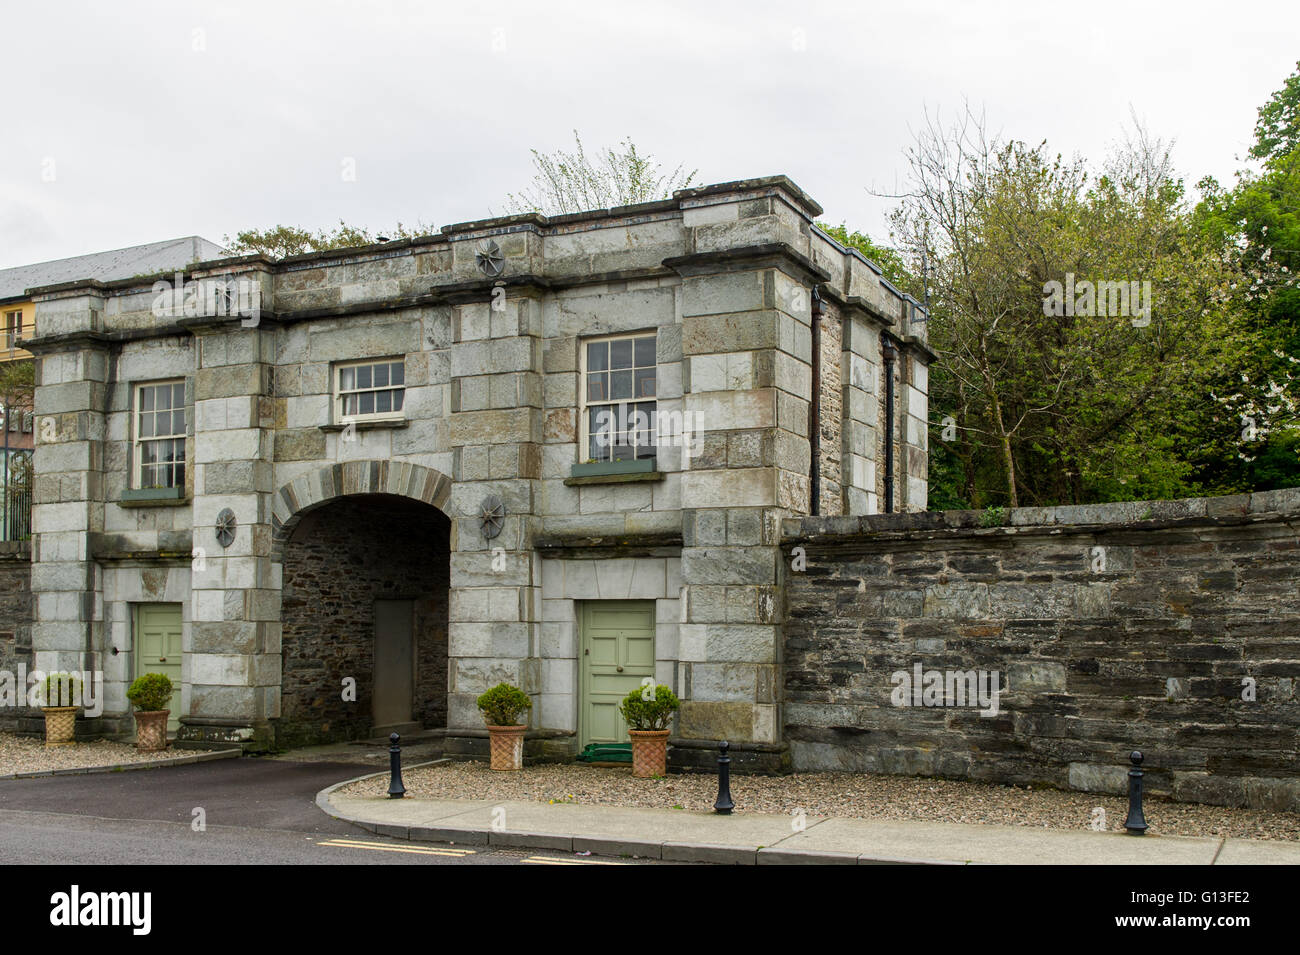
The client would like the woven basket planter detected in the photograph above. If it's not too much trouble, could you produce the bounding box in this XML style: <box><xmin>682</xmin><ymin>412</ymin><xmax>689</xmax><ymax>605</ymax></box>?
<box><xmin>133</xmin><ymin>710</ymin><xmax>170</xmax><ymax>752</ymax></box>
<box><xmin>486</xmin><ymin>725</ymin><xmax>527</xmax><ymax>771</ymax></box>
<box><xmin>628</xmin><ymin>729</ymin><xmax>671</xmax><ymax>778</ymax></box>
<box><xmin>42</xmin><ymin>706</ymin><xmax>79</xmax><ymax>747</ymax></box>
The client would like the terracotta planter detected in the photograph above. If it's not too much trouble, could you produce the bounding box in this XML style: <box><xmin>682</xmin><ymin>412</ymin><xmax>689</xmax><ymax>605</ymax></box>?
<box><xmin>628</xmin><ymin>729</ymin><xmax>671</xmax><ymax>778</ymax></box>
<box><xmin>486</xmin><ymin>724</ymin><xmax>527</xmax><ymax>771</ymax></box>
<box><xmin>42</xmin><ymin>706</ymin><xmax>79</xmax><ymax>747</ymax></box>
<box><xmin>133</xmin><ymin>710</ymin><xmax>170</xmax><ymax>752</ymax></box>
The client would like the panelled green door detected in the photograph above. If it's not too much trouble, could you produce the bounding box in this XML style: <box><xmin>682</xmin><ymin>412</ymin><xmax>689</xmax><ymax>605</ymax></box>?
<box><xmin>580</xmin><ymin>600</ymin><xmax>656</xmax><ymax>748</ymax></box>
<box><xmin>135</xmin><ymin>603</ymin><xmax>183</xmax><ymax>732</ymax></box>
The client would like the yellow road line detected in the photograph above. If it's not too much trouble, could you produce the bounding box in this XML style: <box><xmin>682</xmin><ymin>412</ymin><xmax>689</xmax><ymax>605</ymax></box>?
<box><xmin>323</xmin><ymin>837</ymin><xmax>475</xmax><ymax>853</ymax></box>
<box><xmin>318</xmin><ymin>840</ymin><xmax>473</xmax><ymax>857</ymax></box>
<box><xmin>318</xmin><ymin>838</ymin><xmax>476</xmax><ymax>857</ymax></box>
<box><xmin>521</xmin><ymin>855</ymin><xmax>626</xmax><ymax>866</ymax></box>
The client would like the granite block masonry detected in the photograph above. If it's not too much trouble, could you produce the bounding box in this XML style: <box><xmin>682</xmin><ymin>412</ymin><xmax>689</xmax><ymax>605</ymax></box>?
<box><xmin>22</xmin><ymin>176</ymin><xmax>930</xmax><ymax>767</ymax></box>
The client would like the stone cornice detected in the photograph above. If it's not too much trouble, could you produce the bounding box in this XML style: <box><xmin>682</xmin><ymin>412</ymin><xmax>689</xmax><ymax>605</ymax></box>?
<box><xmin>675</xmin><ymin>175</ymin><xmax>823</xmax><ymax>219</ymax></box>
<box><xmin>426</xmin><ymin>266</ymin><xmax>677</xmax><ymax>305</ymax></box>
<box><xmin>24</xmin><ymin>321</ymin><xmax>209</xmax><ymax>353</ymax></box>
<box><xmin>662</xmin><ymin>243</ymin><xmax>831</xmax><ymax>284</ymax></box>
<box><xmin>533</xmin><ymin>529</ymin><xmax>683</xmax><ymax>558</ymax></box>
<box><xmin>440</xmin><ymin>212</ymin><xmax>549</xmax><ymax>235</ymax></box>
<box><xmin>23</xmin><ymin>330</ymin><xmax>114</xmax><ymax>354</ymax></box>
<box><xmin>27</xmin><ymin>280</ymin><xmax>110</xmax><ymax>300</ymax></box>
<box><xmin>175</xmin><ymin>312</ymin><xmax>284</xmax><ymax>334</ymax></box>
<box><xmin>425</xmin><ymin>274</ymin><xmax>552</xmax><ymax>306</ymax></box>
<box><xmin>903</xmin><ymin>334</ymin><xmax>939</xmax><ymax>363</ymax></box>
<box><xmin>88</xmin><ymin>530</ymin><xmax>193</xmax><ymax>561</ymax></box>
<box><xmin>818</xmin><ymin>284</ymin><xmax>896</xmax><ymax>328</ymax></box>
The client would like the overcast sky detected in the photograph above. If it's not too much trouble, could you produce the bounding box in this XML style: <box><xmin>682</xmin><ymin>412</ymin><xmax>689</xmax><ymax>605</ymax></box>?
<box><xmin>2</xmin><ymin>0</ymin><xmax>1297</xmax><ymax>267</ymax></box>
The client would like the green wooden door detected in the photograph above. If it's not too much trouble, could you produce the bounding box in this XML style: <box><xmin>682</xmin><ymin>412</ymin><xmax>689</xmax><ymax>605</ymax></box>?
<box><xmin>135</xmin><ymin>603</ymin><xmax>183</xmax><ymax>732</ymax></box>
<box><xmin>580</xmin><ymin>600</ymin><xmax>656</xmax><ymax>748</ymax></box>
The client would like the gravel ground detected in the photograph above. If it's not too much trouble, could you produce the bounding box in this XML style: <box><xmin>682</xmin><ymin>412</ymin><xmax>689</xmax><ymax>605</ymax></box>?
<box><xmin>339</xmin><ymin>761</ymin><xmax>1300</xmax><ymax>841</ymax></box>
<box><xmin>0</xmin><ymin>732</ymin><xmax>209</xmax><ymax>776</ymax></box>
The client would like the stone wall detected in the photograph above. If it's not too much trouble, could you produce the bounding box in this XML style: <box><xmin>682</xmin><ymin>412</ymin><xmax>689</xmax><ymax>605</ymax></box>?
<box><xmin>279</xmin><ymin>495</ymin><xmax>449</xmax><ymax>747</ymax></box>
<box><xmin>0</xmin><ymin>543</ymin><xmax>33</xmax><ymax>731</ymax></box>
<box><xmin>782</xmin><ymin>489</ymin><xmax>1300</xmax><ymax>810</ymax></box>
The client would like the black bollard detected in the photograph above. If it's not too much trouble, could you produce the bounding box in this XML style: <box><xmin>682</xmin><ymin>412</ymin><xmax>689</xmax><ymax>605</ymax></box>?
<box><xmin>387</xmin><ymin>732</ymin><xmax>406</xmax><ymax>799</ymax></box>
<box><xmin>713</xmin><ymin>740</ymin><xmax>734</xmax><ymax>814</ymax></box>
<box><xmin>1123</xmin><ymin>750</ymin><xmax>1147</xmax><ymax>835</ymax></box>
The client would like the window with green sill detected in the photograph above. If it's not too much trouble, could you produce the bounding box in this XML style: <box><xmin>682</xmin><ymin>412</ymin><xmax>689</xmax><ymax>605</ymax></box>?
<box><xmin>134</xmin><ymin>380</ymin><xmax>186</xmax><ymax>490</ymax></box>
<box><xmin>581</xmin><ymin>332</ymin><xmax>656</xmax><ymax>463</ymax></box>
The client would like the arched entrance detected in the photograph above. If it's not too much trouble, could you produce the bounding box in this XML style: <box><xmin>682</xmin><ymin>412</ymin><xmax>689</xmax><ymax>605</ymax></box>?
<box><xmin>270</xmin><ymin>461</ymin><xmax>452</xmax><ymax>748</ymax></box>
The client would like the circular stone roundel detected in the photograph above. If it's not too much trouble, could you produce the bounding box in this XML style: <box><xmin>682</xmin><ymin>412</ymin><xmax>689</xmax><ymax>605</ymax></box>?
<box><xmin>479</xmin><ymin>495</ymin><xmax>506</xmax><ymax>539</ymax></box>
<box><xmin>215</xmin><ymin>508</ymin><xmax>237</xmax><ymax>548</ymax></box>
<box><xmin>475</xmin><ymin>239</ymin><xmax>505</xmax><ymax>277</ymax></box>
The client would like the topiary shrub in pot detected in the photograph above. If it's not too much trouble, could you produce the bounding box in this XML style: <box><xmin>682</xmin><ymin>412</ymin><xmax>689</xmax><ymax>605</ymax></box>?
<box><xmin>126</xmin><ymin>673</ymin><xmax>174</xmax><ymax>753</ymax></box>
<box><xmin>477</xmin><ymin>682</ymin><xmax>532</xmax><ymax>771</ymax></box>
<box><xmin>619</xmin><ymin>683</ymin><xmax>680</xmax><ymax>778</ymax></box>
<box><xmin>39</xmin><ymin>672</ymin><xmax>83</xmax><ymax>747</ymax></box>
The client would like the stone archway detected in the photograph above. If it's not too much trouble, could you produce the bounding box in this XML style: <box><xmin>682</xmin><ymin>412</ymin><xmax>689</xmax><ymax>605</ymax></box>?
<box><xmin>270</xmin><ymin>461</ymin><xmax>453</xmax><ymax>748</ymax></box>
<box><xmin>270</xmin><ymin>460</ymin><xmax>452</xmax><ymax>560</ymax></box>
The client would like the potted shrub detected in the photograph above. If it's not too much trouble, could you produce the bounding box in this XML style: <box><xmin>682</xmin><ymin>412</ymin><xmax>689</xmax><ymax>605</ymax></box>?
<box><xmin>477</xmin><ymin>682</ymin><xmax>532</xmax><ymax>771</ymax></box>
<box><xmin>126</xmin><ymin>673</ymin><xmax>174</xmax><ymax>752</ymax></box>
<box><xmin>619</xmin><ymin>683</ymin><xmax>680</xmax><ymax>778</ymax></box>
<box><xmin>39</xmin><ymin>671</ymin><xmax>82</xmax><ymax>747</ymax></box>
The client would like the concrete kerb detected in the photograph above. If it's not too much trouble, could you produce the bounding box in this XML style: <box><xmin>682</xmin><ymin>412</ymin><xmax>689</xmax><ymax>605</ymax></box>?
<box><xmin>315</xmin><ymin>760</ymin><xmax>502</xmax><ymax>849</ymax></box>
<box><xmin>314</xmin><ymin>764</ymin><xmax>452</xmax><ymax>805</ymax></box>
<box><xmin>756</xmin><ymin>847</ymin><xmax>861</xmax><ymax>865</ymax></box>
<box><xmin>315</xmin><ymin>777</ymin><xmax>1297</xmax><ymax>865</ymax></box>
<box><xmin>313</xmin><ymin>758</ymin><xmax>450</xmax><ymax>815</ymax></box>
<box><xmin>314</xmin><ymin>766</ymin><xmax>964</xmax><ymax>865</ymax></box>
<box><xmin>0</xmin><ymin>745</ymin><xmax>241</xmax><ymax>780</ymax></box>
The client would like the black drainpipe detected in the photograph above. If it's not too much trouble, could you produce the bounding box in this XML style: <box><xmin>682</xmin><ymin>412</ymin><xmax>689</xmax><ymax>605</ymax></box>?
<box><xmin>880</xmin><ymin>332</ymin><xmax>898</xmax><ymax>513</ymax></box>
<box><xmin>808</xmin><ymin>286</ymin><xmax>823</xmax><ymax>517</ymax></box>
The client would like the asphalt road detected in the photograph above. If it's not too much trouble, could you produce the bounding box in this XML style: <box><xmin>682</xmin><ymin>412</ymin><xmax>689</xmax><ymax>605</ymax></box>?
<box><xmin>0</xmin><ymin>758</ymin><xmax>668</xmax><ymax>866</ymax></box>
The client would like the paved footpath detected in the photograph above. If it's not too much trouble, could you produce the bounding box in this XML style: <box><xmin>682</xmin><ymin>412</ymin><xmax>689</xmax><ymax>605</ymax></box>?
<box><xmin>320</xmin><ymin>780</ymin><xmax>1300</xmax><ymax>866</ymax></box>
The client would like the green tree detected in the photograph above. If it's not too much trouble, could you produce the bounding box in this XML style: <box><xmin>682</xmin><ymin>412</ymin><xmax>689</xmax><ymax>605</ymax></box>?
<box><xmin>503</xmin><ymin>131</ymin><xmax>697</xmax><ymax>216</ymax></box>
<box><xmin>1250</xmin><ymin>60</ymin><xmax>1300</xmax><ymax>163</ymax></box>
<box><xmin>0</xmin><ymin>360</ymin><xmax>34</xmax><ymax>428</ymax></box>
<box><xmin>888</xmin><ymin>108</ymin><xmax>1235</xmax><ymax>508</ymax></box>
<box><xmin>1193</xmin><ymin>62</ymin><xmax>1300</xmax><ymax>491</ymax></box>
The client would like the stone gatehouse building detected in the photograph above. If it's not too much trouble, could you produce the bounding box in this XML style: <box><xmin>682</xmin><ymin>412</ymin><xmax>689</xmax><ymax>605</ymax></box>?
<box><xmin>25</xmin><ymin>176</ymin><xmax>931</xmax><ymax>770</ymax></box>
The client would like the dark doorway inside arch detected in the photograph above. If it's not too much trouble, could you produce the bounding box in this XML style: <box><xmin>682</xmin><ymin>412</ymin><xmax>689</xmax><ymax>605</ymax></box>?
<box><xmin>277</xmin><ymin>494</ymin><xmax>449</xmax><ymax>748</ymax></box>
